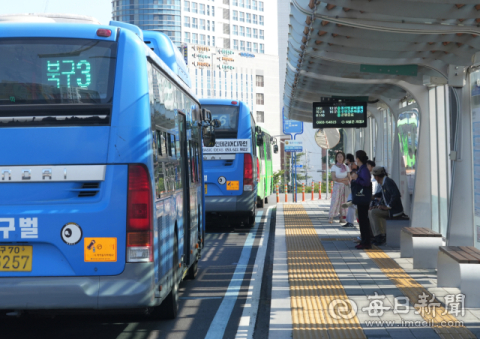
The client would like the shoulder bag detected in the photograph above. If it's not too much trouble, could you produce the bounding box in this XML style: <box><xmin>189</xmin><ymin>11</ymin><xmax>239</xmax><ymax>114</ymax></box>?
<box><xmin>351</xmin><ymin>180</ymin><xmax>372</xmax><ymax>206</ymax></box>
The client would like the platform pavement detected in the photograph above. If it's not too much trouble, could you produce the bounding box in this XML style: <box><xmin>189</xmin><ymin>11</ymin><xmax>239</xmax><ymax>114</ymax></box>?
<box><xmin>269</xmin><ymin>200</ymin><xmax>480</xmax><ymax>339</ymax></box>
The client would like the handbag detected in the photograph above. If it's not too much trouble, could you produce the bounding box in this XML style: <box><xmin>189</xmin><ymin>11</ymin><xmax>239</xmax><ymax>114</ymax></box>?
<box><xmin>351</xmin><ymin>181</ymin><xmax>372</xmax><ymax>206</ymax></box>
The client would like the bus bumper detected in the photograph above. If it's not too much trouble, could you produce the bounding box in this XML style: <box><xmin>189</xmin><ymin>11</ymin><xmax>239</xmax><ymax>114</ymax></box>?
<box><xmin>205</xmin><ymin>190</ymin><xmax>256</xmax><ymax>213</ymax></box>
<box><xmin>0</xmin><ymin>263</ymin><xmax>157</xmax><ymax>310</ymax></box>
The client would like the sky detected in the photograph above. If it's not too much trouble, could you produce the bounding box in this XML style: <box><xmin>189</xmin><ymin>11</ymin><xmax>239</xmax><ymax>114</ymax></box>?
<box><xmin>1</xmin><ymin>0</ymin><xmax>112</xmax><ymax>24</ymax></box>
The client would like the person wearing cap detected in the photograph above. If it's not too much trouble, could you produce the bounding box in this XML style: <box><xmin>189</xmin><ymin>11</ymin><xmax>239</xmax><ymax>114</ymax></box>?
<box><xmin>369</xmin><ymin>166</ymin><xmax>404</xmax><ymax>245</ymax></box>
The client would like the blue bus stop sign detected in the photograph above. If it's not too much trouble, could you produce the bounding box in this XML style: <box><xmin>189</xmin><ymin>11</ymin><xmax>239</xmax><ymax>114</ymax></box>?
<box><xmin>283</xmin><ymin>107</ymin><xmax>303</xmax><ymax>136</ymax></box>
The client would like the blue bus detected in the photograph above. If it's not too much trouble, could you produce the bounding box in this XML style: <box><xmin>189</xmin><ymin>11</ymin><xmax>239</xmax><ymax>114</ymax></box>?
<box><xmin>200</xmin><ymin>99</ymin><xmax>258</xmax><ymax>226</ymax></box>
<box><xmin>0</xmin><ymin>21</ymin><xmax>210</xmax><ymax>319</ymax></box>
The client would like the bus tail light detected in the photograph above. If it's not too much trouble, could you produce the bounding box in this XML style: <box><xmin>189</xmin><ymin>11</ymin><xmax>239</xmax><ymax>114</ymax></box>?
<box><xmin>243</xmin><ymin>153</ymin><xmax>253</xmax><ymax>191</ymax></box>
<box><xmin>126</xmin><ymin>164</ymin><xmax>153</xmax><ymax>263</ymax></box>
<box><xmin>96</xmin><ymin>29</ymin><xmax>112</xmax><ymax>37</ymax></box>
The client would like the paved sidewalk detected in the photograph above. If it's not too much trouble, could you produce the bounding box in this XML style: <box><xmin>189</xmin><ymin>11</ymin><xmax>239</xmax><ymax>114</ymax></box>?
<box><xmin>269</xmin><ymin>200</ymin><xmax>480</xmax><ymax>339</ymax></box>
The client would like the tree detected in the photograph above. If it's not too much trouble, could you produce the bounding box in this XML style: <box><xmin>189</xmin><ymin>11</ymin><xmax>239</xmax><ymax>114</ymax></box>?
<box><xmin>292</xmin><ymin>152</ymin><xmax>312</xmax><ymax>182</ymax></box>
<box><xmin>272</xmin><ymin>170</ymin><xmax>285</xmax><ymax>187</ymax></box>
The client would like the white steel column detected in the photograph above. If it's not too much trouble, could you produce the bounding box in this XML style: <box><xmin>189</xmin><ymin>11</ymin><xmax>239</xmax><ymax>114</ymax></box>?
<box><xmin>370</xmin><ymin>107</ymin><xmax>384</xmax><ymax>166</ymax></box>
<box><xmin>354</xmin><ymin>129</ymin><xmax>361</xmax><ymax>153</ymax></box>
<box><xmin>380</xmin><ymin>99</ymin><xmax>402</xmax><ymax>187</ymax></box>
<box><xmin>449</xmin><ymin>85</ymin><xmax>475</xmax><ymax>246</ymax></box>
<box><xmin>408</xmin><ymin>85</ymin><xmax>432</xmax><ymax>230</ymax></box>
<box><xmin>345</xmin><ymin>128</ymin><xmax>354</xmax><ymax>155</ymax></box>
<box><xmin>429</xmin><ymin>87</ymin><xmax>440</xmax><ymax>233</ymax></box>
<box><xmin>363</xmin><ymin>125</ymin><xmax>372</xmax><ymax>161</ymax></box>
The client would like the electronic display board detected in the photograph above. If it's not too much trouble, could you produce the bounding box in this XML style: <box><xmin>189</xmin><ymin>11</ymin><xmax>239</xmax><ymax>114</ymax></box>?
<box><xmin>312</xmin><ymin>102</ymin><xmax>367</xmax><ymax>128</ymax></box>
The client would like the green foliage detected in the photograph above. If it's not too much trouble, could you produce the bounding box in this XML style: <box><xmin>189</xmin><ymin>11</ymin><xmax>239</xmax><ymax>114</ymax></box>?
<box><xmin>272</xmin><ymin>170</ymin><xmax>285</xmax><ymax>187</ymax></box>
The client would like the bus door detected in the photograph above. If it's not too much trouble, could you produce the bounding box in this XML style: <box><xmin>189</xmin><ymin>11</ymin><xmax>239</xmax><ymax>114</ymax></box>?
<box><xmin>177</xmin><ymin>113</ymin><xmax>195</xmax><ymax>267</ymax></box>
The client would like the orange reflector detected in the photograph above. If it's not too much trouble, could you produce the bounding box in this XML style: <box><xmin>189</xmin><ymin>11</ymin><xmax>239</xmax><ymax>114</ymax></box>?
<box><xmin>179</xmin><ymin>263</ymin><xmax>182</xmax><ymax>268</ymax></box>
<box><xmin>127</xmin><ymin>232</ymin><xmax>150</xmax><ymax>247</ymax></box>
<box><xmin>196</xmin><ymin>243</ymin><xmax>199</xmax><ymax>249</ymax></box>
<box><xmin>191</xmin><ymin>250</ymin><xmax>193</xmax><ymax>254</ymax></box>
<box><xmin>159</xmin><ymin>285</ymin><xmax>162</xmax><ymax>291</ymax></box>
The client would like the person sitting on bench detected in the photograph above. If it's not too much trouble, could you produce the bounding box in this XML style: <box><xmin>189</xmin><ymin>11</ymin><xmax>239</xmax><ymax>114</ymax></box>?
<box><xmin>368</xmin><ymin>166</ymin><xmax>404</xmax><ymax>246</ymax></box>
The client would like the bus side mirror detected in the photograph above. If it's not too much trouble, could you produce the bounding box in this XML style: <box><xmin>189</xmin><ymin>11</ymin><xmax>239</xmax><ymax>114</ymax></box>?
<box><xmin>274</xmin><ymin>145</ymin><xmax>279</xmax><ymax>153</ymax></box>
<box><xmin>213</xmin><ymin>119</ymin><xmax>221</xmax><ymax>128</ymax></box>
<box><xmin>203</xmin><ymin>126</ymin><xmax>216</xmax><ymax>147</ymax></box>
<box><xmin>201</xmin><ymin>109</ymin><xmax>212</xmax><ymax>122</ymax></box>
<box><xmin>256</xmin><ymin>133</ymin><xmax>264</xmax><ymax>146</ymax></box>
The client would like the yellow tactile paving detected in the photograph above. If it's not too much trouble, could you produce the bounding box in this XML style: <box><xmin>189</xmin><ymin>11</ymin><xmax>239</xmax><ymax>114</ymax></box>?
<box><xmin>284</xmin><ymin>204</ymin><xmax>366</xmax><ymax>339</ymax></box>
<box><xmin>365</xmin><ymin>248</ymin><xmax>476</xmax><ymax>339</ymax></box>
<box><xmin>319</xmin><ymin>238</ymin><xmax>357</xmax><ymax>242</ymax></box>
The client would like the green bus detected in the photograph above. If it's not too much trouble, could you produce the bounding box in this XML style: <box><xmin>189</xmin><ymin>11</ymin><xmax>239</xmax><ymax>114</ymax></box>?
<box><xmin>255</xmin><ymin>127</ymin><xmax>276</xmax><ymax>207</ymax></box>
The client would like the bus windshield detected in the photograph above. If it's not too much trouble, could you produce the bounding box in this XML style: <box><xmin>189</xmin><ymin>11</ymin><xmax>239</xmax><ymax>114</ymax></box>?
<box><xmin>0</xmin><ymin>38</ymin><xmax>116</xmax><ymax>105</ymax></box>
<box><xmin>202</xmin><ymin>105</ymin><xmax>239</xmax><ymax>132</ymax></box>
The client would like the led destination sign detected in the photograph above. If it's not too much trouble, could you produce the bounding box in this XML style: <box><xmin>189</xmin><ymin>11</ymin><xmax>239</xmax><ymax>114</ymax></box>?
<box><xmin>313</xmin><ymin>102</ymin><xmax>367</xmax><ymax>129</ymax></box>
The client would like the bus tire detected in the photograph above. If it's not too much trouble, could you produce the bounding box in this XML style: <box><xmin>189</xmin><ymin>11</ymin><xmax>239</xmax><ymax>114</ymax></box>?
<box><xmin>186</xmin><ymin>258</ymin><xmax>198</xmax><ymax>280</ymax></box>
<box><xmin>247</xmin><ymin>205</ymin><xmax>256</xmax><ymax>227</ymax></box>
<box><xmin>265</xmin><ymin>197</ymin><xmax>268</xmax><ymax>204</ymax></box>
<box><xmin>159</xmin><ymin>232</ymin><xmax>179</xmax><ymax>319</ymax></box>
<box><xmin>257</xmin><ymin>196</ymin><xmax>264</xmax><ymax>208</ymax></box>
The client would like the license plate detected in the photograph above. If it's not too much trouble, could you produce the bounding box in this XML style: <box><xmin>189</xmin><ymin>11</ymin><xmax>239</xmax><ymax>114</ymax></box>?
<box><xmin>0</xmin><ymin>245</ymin><xmax>32</xmax><ymax>272</ymax></box>
<box><xmin>227</xmin><ymin>181</ymin><xmax>239</xmax><ymax>190</ymax></box>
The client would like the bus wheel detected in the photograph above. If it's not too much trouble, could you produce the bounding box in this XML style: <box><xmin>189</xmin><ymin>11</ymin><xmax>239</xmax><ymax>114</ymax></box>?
<box><xmin>265</xmin><ymin>197</ymin><xmax>269</xmax><ymax>204</ymax></box>
<box><xmin>159</xmin><ymin>232</ymin><xmax>179</xmax><ymax>319</ymax></box>
<box><xmin>257</xmin><ymin>196</ymin><xmax>264</xmax><ymax>208</ymax></box>
<box><xmin>186</xmin><ymin>257</ymin><xmax>198</xmax><ymax>280</ymax></box>
<box><xmin>247</xmin><ymin>205</ymin><xmax>256</xmax><ymax>227</ymax></box>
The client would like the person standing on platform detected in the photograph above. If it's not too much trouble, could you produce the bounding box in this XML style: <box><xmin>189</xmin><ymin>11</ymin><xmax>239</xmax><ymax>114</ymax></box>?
<box><xmin>328</xmin><ymin>151</ymin><xmax>351</xmax><ymax>224</ymax></box>
<box><xmin>350</xmin><ymin>150</ymin><xmax>373</xmax><ymax>249</ymax></box>
<box><xmin>341</xmin><ymin>154</ymin><xmax>358</xmax><ymax>228</ymax></box>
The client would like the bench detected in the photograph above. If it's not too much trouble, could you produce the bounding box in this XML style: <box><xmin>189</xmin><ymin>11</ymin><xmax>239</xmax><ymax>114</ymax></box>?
<box><xmin>400</xmin><ymin>227</ymin><xmax>443</xmax><ymax>269</ymax></box>
<box><xmin>437</xmin><ymin>246</ymin><xmax>480</xmax><ymax>308</ymax></box>
<box><xmin>385</xmin><ymin>215</ymin><xmax>410</xmax><ymax>248</ymax></box>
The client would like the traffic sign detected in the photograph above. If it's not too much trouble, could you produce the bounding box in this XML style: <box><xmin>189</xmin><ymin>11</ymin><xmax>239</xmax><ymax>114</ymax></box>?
<box><xmin>283</xmin><ymin>107</ymin><xmax>303</xmax><ymax>136</ymax></box>
<box><xmin>285</xmin><ymin>140</ymin><xmax>303</xmax><ymax>152</ymax></box>
<box><xmin>295</xmin><ymin>165</ymin><xmax>303</xmax><ymax>168</ymax></box>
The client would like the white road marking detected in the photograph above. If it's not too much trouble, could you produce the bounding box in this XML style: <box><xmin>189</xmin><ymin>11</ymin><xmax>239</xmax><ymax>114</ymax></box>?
<box><xmin>180</xmin><ymin>296</ymin><xmax>223</xmax><ymax>300</ymax></box>
<box><xmin>204</xmin><ymin>210</ymin><xmax>264</xmax><ymax>339</ymax></box>
<box><xmin>235</xmin><ymin>206</ymin><xmax>273</xmax><ymax>339</ymax></box>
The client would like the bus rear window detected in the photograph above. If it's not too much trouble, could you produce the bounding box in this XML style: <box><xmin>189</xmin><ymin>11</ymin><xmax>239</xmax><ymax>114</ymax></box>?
<box><xmin>0</xmin><ymin>38</ymin><xmax>116</xmax><ymax>105</ymax></box>
<box><xmin>202</xmin><ymin>105</ymin><xmax>239</xmax><ymax>132</ymax></box>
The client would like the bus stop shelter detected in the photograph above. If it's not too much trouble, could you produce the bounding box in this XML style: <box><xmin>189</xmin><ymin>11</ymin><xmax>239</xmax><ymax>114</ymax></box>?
<box><xmin>284</xmin><ymin>0</ymin><xmax>480</xmax><ymax>247</ymax></box>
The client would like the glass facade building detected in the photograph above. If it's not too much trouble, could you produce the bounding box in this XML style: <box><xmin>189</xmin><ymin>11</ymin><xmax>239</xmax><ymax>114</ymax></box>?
<box><xmin>112</xmin><ymin>0</ymin><xmax>181</xmax><ymax>45</ymax></box>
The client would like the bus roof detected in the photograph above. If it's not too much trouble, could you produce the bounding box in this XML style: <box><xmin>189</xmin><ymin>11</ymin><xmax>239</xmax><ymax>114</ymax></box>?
<box><xmin>143</xmin><ymin>31</ymin><xmax>191</xmax><ymax>88</ymax></box>
<box><xmin>199</xmin><ymin>99</ymin><xmax>241</xmax><ymax>106</ymax></box>
<box><xmin>0</xmin><ymin>22</ymin><xmax>117</xmax><ymax>41</ymax></box>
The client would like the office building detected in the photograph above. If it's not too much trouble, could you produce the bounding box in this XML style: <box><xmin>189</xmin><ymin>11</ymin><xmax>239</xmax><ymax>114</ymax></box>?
<box><xmin>112</xmin><ymin>0</ymin><xmax>281</xmax><ymax>171</ymax></box>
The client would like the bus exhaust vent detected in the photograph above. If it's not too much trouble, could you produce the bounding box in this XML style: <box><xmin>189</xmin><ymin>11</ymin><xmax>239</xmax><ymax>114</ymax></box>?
<box><xmin>78</xmin><ymin>182</ymin><xmax>100</xmax><ymax>197</ymax></box>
